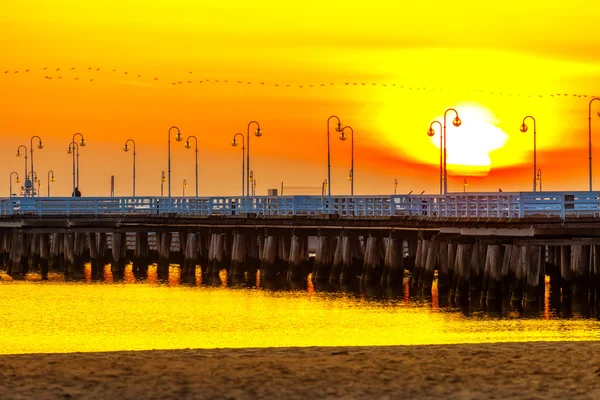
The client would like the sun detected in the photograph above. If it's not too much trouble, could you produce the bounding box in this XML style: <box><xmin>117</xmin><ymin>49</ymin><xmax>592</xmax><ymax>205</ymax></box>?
<box><xmin>429</xmin><ymin>104</ymin><xmax>508</xmax><ymax>176</ymax></box>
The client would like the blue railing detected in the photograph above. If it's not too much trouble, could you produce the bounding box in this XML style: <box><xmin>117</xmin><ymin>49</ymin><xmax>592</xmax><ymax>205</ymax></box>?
<box><xmin>0</xmin><ymin>192</ymin><xmax>599</xmax><ymax>219</ymax></box>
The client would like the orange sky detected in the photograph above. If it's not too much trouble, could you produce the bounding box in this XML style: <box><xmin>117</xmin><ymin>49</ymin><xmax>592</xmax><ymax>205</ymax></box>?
<box><xmin>1</xmin><ymin>1</ymin><xmax>600</xmax><ymax>197</ymax></box>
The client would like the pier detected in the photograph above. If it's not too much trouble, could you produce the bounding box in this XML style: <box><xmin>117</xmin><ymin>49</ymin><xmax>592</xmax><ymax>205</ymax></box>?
<box><xmin>2</xmin><ymin>191</ymin><xmax>600</xmax><ymax>310</ymax></box>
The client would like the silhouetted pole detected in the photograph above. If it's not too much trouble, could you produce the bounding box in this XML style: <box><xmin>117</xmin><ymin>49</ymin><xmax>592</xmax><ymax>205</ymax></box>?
<box><xmin>231</xmin><ymin>133</ymin><xmax>245</xmax><ymax>196</ymax></box>
<box><xmin>428</xmin><ymin>121</ymin><xmax>443</xmax><ymax>195</ymax></box>
<box><xmin>123</xmin><ymin>139</ymin><xmax>137</xmax><ymax>197</ymax></box>
<box><xmin>70</xmin><ymin>133</ymin><xmax>86</xmax><ymax>195</ymax></box>
<box><xmin>443</xmin><ymin>109</ymin><xmax>462</xmax><ymax>194</ymax></box>
<box><xmin>394</xmin><ymin>178</ymin><xmax>398</xmax><ymax>195</ymax></box>
<box><xmin>9</xmin><ymin>172</ymin><xmax>20</xmax><ymax>197</ymax></box>
<box><xmin>340</xmin><ymin>126</ymin><xmax>354</xmax><ymax>195</ymax></box>
<box><xmin>16</xmin><ymin>145</ymin><xmax>28</xmax><ymax>186</ymax></box>
<box><xmin>160</xmin><ymin>171</ymin><xmax>166</xmax><ymax>197</ymax></box>
<box><xmin>327</xmin><ymin>116</ymin><xmax>343</xmax><ymax>202</ymax></box>
<box><xmin>168</xmin><ymin>126</ymin><xmax>183</xmax><ymax>209</ymax></box>
<box><xmin>47</xmin><ymin>170</ymin><xmax>55</xmax><ymax>197</ymax></box>
<box><xmin>589</xmin><ymin>97</ymin><xmax>600</xmax><ymax>191</ymax></box>
<box><xmin>537</xmin><ymin>169</ymin><xmax>542</xmax><ymax>192</ymax></box>
<box><xmin>185</xmin><ymin>136</ymin><xmax>199</xmax><ymax>197</ymax></box>
<box><xmin>29</xmin><ymin>136</ymin><xmax>44</xmax><ymax>197</ymax></box>
<box><xmin>247</xmin><ymin>121</ymin><xmax>262</xmax><ymax>197</ymax></box>
<box><xmin>520</xmin><ymin>116</ymin><xmax>537</xmax><ymax>192</ymax></box>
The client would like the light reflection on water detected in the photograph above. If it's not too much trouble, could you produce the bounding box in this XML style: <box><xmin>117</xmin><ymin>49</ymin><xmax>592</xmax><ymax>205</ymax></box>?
<box><xmin>0</xmin><ymin>264</ymin><xmax>599</xmax><ymax>355</ymax></box>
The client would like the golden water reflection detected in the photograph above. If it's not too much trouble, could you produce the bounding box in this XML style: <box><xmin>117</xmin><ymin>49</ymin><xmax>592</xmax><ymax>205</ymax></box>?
<box><xmin>1</xmin><ymin>270</ymin><xmax>599</xmax><ymax>355</ymax></box>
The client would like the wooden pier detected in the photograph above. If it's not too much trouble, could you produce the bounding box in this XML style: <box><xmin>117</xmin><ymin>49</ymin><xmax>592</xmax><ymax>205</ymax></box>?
<box><xmin>2</xmin><ymin>192</ymin><xmax>600</xmax><ymax>310</ymax></box>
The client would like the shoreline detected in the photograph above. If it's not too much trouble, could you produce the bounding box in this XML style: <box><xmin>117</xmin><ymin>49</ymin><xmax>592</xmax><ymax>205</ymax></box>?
<box><xmin>1</xmin><ymin>341</ymin><xmax>599</xmax><ymax>399</ymax></box>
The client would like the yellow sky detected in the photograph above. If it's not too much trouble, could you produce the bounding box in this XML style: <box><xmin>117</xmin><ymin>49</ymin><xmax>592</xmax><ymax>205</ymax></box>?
<box><xmin>1</xmin><ymin>0</ymin><xmax>599</xmax><ymax>196</ymax></box>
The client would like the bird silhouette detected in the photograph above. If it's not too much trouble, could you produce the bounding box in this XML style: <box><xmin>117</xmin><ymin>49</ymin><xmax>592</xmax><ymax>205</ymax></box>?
<box><xmin>43</xmin><ymin>67</ymin><xmax>47</xmax><ymax>70</ymax></box>
<box><xmin>71</xmin><ymin>67</ymin><xmax>76</xmax><ymax>70</ymax></box>
<box><xmin>56</xmin><ymin>68</ymin><xmax>60</xmax><ymax>71</ymax></box>
<box><xmin>154</xmin><ymin>77</ymin><xmax>158</xmax><ymax>80</ymax></box>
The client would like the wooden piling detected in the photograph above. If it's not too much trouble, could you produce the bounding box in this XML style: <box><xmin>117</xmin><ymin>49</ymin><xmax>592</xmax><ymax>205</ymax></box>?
<box><xmin>28</xmin><ymin>233</ymin><xmax>40</xmax><ymax>274</ymax></box>
<box><xmin>437</xmin><ymin>239</ymin><xmax>449</xmax><ymax>293</ymax></box>
<box><xmin>485</xmin><ymin>244</ymin><xmax>503</xmax><ymax>310</ymax></box>
<box><xmin>39</xmin><ymin>233</ymin><xmax>49</xmax><ymax>280</ymax></box>
<box><xmin>157</xmin><ymin>232</ymin><xmax>172</xmax><ymax>280</ymax></box>
<box><xmin>525</xmin><ymin>246</ymin><xmax>542</xmax><ymax>306</ymax></box>
<box><xmin>339</xmin><ymin>235</ymin><xmax>356</xmax><ymax>282</ymax></box>
<box><xmin>183</xmin><ymin>232</ymin><xmax>199</xmax><ymax>280</ymax></box>
<box><xmin>421</xmin><ymin>239</ymin><xmax>438</xmax><ymax>296</ymax></box>
<box><xmin>469</xmin><ymin>244</ymin><xmax>486</xmax><ymax>302</ymax></box>
<box><xmin>454</xmin><ymin>244</ymin><xmax>472</xmax><ymax>307</ymax></box>
<box><xmin>447</xmin><ymin>243</ymin><xmax>456</xmax><ymax>290</ymax></box>
<box><xmin>312</xmin><ymin>235</ymin><xmax>331</xmax><ymax>282</ymax></box>
<box><xmin>382</xmin><ymin>234</ymin><xmax>403</xmax><ymax>286</ymax></box>
<box><xmin>133</xmin><ymin>231</ymin><xmax>150</xmax><ymax>278</ymax></box>
<box><xmin>8</xmin><ymin>233</ymin><xmax>23</xmax><ymax>277</ymax></box>
<box><xmin>64</xmin><ymin>233</ymin><xmax>75</xmax><ymax>278</ymax></box>
<box><xmin>571</xmin><ymin>245</ymin><xmax>590</xmax><ymax>299</ymax></box>
<box><xmin>500</xmin><ymin>245</ymin><xmax>514</xmax><ymax>303</ymax></box>
<box><xmin>260</xmin><ymin>235</ymin><xmax>278</xmax><ymax>280</ymax></box>
<box><xmin>361</xmin><ymin>236</ymin><xmax>382</xmax><ymax>285</ymax></box>
<box><xmin>329</xmin><ymin>235</ymin><xmax>344</xmax><ymax>283</ymax></box>
<box><xmin>230</xmin><ymin>233</ymin><xmax>246</xmax><ymax>280</ymax></box>
<box><xmin>560</xmin><ymin>245</ymin><xmax>572</xmax><ymax>302</ymax></box>
<box><xmin>510</xmin><ymin>246</ymin><xmax>526</xmax><ymax>309</ymax></box>
<box><xmin>287</xmin><ymin>234</ymin><xmax>305</xmax><ymax>282</ymax></box>
<box><xmin>411</xmin><ymin>239</ymin><xmax>424</xmax><ymax>290</ymax></box>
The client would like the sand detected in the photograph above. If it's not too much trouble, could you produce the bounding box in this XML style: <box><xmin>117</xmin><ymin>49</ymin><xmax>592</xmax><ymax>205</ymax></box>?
<box><xmin>1</xmin><ymin>341</ymin><xmax>599</xmax><ymax>399</ymax></box>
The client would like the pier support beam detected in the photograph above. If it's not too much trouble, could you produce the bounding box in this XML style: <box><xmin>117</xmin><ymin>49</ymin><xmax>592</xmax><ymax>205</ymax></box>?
<box><xmin>382</xmin><ymin>233</ymin><xmax>403</xmax><ymax>286</ymax></box>
<box><xmin>361</xmin><ymin>236</ymin><xmax>383</xmax><ymax>285</ymax></box>
<box><xmin>157</xmin><ymin>232</ymin><xmax>172</xmax><ymax>280</ymax></box>
<box><xmin>260</xmin><ymin>235</ymin><xmax>278</xmax><ymax>281</ymax></box>
<box><xmin>312</xmin><ymin>235</ymin><xmax>331</xmax><ymax>282</ymax></box>
<box><xmin>571</xmin><ymin>245</ymin><xmax>590</xmax><ymax>299</ymax></box>
<box><xmin>485</xmin><ymin>244</ymin><xmax>503</xmax><ymax>310</ymax></box>
<box><xmin>422</xmin><ymin>239</ymin><xmax>438</xmax><ymax>297</ymax></box>
<box><xmin>230</xmin><ymin>233</ymin><xmax>246</xmax><ymax>282</ymax></box>
<box><xmin>525</xmin><ymin>246</ymin><xmax>542</xmax><ymax>307</ymax></box>
<box><xmin>454</xmin><ymin>244</ymin><xmax>472</xmax><ymax>307</ymax></box>
<box><xmin>287</xmin><ymin>234</ymin><xmax>305</xmax><ymax>282</ymax></box>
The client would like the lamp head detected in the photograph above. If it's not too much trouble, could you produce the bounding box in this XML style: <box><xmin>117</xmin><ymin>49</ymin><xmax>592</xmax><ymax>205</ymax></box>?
<box><xmin>394</xmin><ymin>179</ymin><xmax>398</xmax><ymax>186</ymax></box>
<box><xmin>427</xmin><ymin>127</ymin><xmax>435</xmax><ymax>137</ymax></box>
<box><xmin>16</xmin><ymin>150</ymin><xmax>21</xmax><ymax>157</ymax></box>
<box><xmin>183</xmin><ymin>180</ymin><xmax>188</xmax><ymax>188</ymax></box>
<box><xmin>185</xmin><ymin>141</ymin><xmax>191</xmax><ymax>149</ymax></box>
<box><xmin>15</xmin><ymin>177</ymin><xmax>20</xmax><ymax>184</ymax></box>
<box><xmin>51</xmin><ymin>176</ymin><xmax>56</xmax><ymax>183</ymax></box>
<box><xmin>175</xmin><ymin>132</ymin><xmax>183</xmax><ymax>142</ymax></box>
<box><xmin>339</xmin><ymin>132</ymin><xmax>347</xmax><ymax>141</ymax></box>
<box><xmin>231</xmin><ymin>139</ymin><xmax>238</xmax><ymax>147</ymax></box>
<box><xmin>453</xmin><ymin>117</ymin><xmax>462</xmax><ymax>127</ymax></box>
<box><xmin>37</xmin><ymin>141</ymin><xmax>44</xmax><ymax>150</ymax></box>
<box><xmin>123</xmin><ymin>144</ymin><xmax>129</xmax><ymax>152</ymax></box>
<box><xmin>255</xmin><ymin>128</ymin><xmax>262</xmax><ymax>137</ymax></box>
<box><xmin>463</xmin><ymin>178</ymin><xmax>468</xmax><ymax>186</ymax></box>
<box><xmin>520</xmin><ymin>123</ymin><xmax>528</xmax><ymax>133</ymax></box>
<box><xmin>67</xmin><ymin>146</ymin><xmax>73</xmax><ymax>154</ymax></box>
<box><xmin>79</xmin><ymin>139</ymin><xmax>86</xmax><ymax>147</ymax></box>
<box><xmin>249</xmin><ymin>171</ymin><xmax>254</xmax><ymax>181</ymax></box>
<box><xmin>348</xmin><ymin>171</ymin><xmax>352</xmax><ymax>181</ymax></box>
<box><xmin>161</xmin><ymin>172</ymin><xmax>166</xmax><ymax>183</ymax></box>
<box><xmin>335</xmin><ymin>122</ymin><xmax>342</xmax><ymax>133</ymax></box>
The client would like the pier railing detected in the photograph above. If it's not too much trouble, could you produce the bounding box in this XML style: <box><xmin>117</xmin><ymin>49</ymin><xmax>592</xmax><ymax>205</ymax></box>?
<box><xmin>1</xmin><ymin>192</ymin><xmax>599</xmax><ymax>219</ymax></box>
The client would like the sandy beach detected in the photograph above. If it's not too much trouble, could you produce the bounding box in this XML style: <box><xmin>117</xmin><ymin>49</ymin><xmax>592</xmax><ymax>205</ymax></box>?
<box><xmin>0</xmin><ymin>341</ymin><xmax>599</xmax><ymax>399</ymax></box>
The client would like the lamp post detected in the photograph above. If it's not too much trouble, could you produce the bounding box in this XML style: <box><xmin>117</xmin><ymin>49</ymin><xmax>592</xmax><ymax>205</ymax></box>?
<box><xmin>537</xmin><ymin>169</ymin><xmax>542</xmax><ymax>192</ymax></box>
<box><xmin>588</xmin><ymin>97</ymin><xmax>600</xmax><ymax>191</ymax></box>
<box><xmin>427</xmin><ymin>121</ymin><xmax>443</xmax><ymax>195</ymax></box>
<box><xmin>394</xmin><ymin>178</ymin><xmax>398</xmax><ymax>195</ymax></box>
<box><xmin>27</xmin><ymin>171</ymin><xmax>38</xmax><ymax>196</ymax></box>
<box><xmin>70</xmin><ymin>133</ymin><xmax>86</xmax><ymax>195</ymax></box>
<box><xmin>47</xmin><ymin>170</ymin><xmax>55</xmax><ymax>197</ymax></box>
<box><xmin>327</xmin><ymin>116</ymin><xmax>343</xmax><ymax>200</ymax></box>
<box><xmin>321</xmin><ymin>179</ymin><xmax>328</xmax><ymax>196</ymax></box>
<box><xmin>29</xmin><ymin>136</ymin><xmax>44</xmax><ymax>196</ymax></box>
<box><xmin>253</xmin><ymin>179</ymin><xmax>257</xmax><ymax>196</ymax></box>
<box><xmin>168</xmin><ymin>126</ymin><xmax>183</xmax><ymax>208</ymax></box>
<box><xmin>442</xmin><ymin>109</ymin><xmax>462</xmax><ymax>194</ymax></box>
<box><xmin>249</xmin><ymin>170</ymin><xmax>254</xmax><ymax>196</ymax></box>
<box><xmin>340</xmin><ymin>125</ymin><xmax>355</xmax><ymax>195</ymax></box>
<box><xmin>246</xmin><ymin>121</ymin><xmax>262</xmax><ymax>197</ymax></box>
<box><xmin>520</xmin><ymin>116</ymin><xmax>537</xmax><ymax>192</ymax></box>
<box><xmin>67</xmin><ymin>142</ymin><xmax>80</xmax><ymax>196</ymax></box>
<box><xmin>231</xmin><ymin>133</ymin><xmax>245</xmax><ymax>196</ymax></box>
<box><xmin>9</xmin><ymin>172</ymin><xmax>20</xmax><ymax>197</ymax></box>
<box><xmin>463</xmin><ymin>178</ymin><xmax>468</xmax><ymax>193</ymax></box>
<box><xmin>160</xmin><ymin>171</ymin><xmax>166</xmax><ymax>197</ymax></box>
<box><xmin>123</xmin><ymin>139</ymin><xmax>137</xmax><ymax>197</ymax></box>
<box><xmin>16</xmin><ymin>145</ymin><xmax>28</xmax><ymax>185</ymax></box>
<box><xmin>183</xmin><ymin>179</ymin><xmax>187</xmax><ymax>197</ymax></box>
<box><xmin>184</xmin><ymin>135</ymin><xmax>199</xmax><ymax>197</ymax></box>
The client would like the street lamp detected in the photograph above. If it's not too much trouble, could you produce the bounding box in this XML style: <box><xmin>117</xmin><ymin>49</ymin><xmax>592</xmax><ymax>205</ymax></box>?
<box><xmin>67</xmin><ymin>142</ymin><xmax>81</xmax><ymax>196</ymax></box>
<box><xmin>16</xmin><ymin>145</ymin><xmax>28</xmax><ymax>184</ymax></box>
<box><xmin>231</xmin><ymin>133</ymin><xmax>245</xmax><ymax>196</ymax></box>
<box><xmin>327</xmin><ymin>116</ymin><xmax>343</xmax><ymax>200</ymax></box>
<box><xmin>463</xmin><ymin>178</ymin><xmax>468</xmax><ymax>193</ymax></box>
<box><xmin>183</xmin><ymin>179</ymin><xmax>187</xmax><ymax>197</ymax></box>
<box><xmin>47</xmin><ymin>170</ymin><xmax>55</xmax><ymax>197</ymax></box>
<box><xmin>427</xmin><ymin>121</ymin><xmax>443</xmax><ymax>195</ymax></box>
<box><xmin>29</xmin><ymin>136</ymin><xmax>44</xmax><ymax>197</ymax></box>
<box><xmin>249</xmin><ymin>170</ymin><xmax>254</xmax><ymax>196</ymax></box>
<box><xmin>394</xmin><ymin>178</ymin><xmax>398</xmax><ymax>195</ymax></box>
<box><xmin>253</xmin><ymin>178</ymin><xmax>257</xmax><ymax>196</ymax></box>
<box><xmin>168</xmin><ymin>126</ymin><xmax>183</xmax><ymax>208</ymax></box>
<box><xmin>9</xmin><ymin>172</ymin><xmax>20</xmax><ymax>197</ymax></box>
<box><xmin>321</xmin><ymin>179</ymin><xmax>328</xmax><ymax>196</ymax></box>
<box><xmin>246</xmin><ymin>121</ymin><xmax>262</xmax><ymax>197</ymax></box>
<box><xmin>340</xmin><ymin>125</ymin><xmax>355</xmax><ymax>195</ymax></box>
<box><xmin>70</xmin><ymin>133</ymin><xmax>86</xmax><ymax>195</ymax></box>
<box><xmin>184</xmin><ymin>135</ymin><xmax>199</xmax><ymax>197</ymax></box>
<box><xmin>537</xmin><ymin>169</ymin><xmax>542</xmax><ymax>192</ymax></box>
<box><xmin>588</xmin><ymin>97</ymin><xmax>600</xmax><ymax>191</ymax></box>
<box><xmin>442</xmin><ymin>109</ymin><xmax>462</xmax><ymax>194</ymax></box>
<box><xmin>520</xmin><ymin>116</ymin><xmax>537</xmax><ymax>192</ymax></box>
<box><xmin>123</xmin><ymin>139</ymin><xmax>137</xmax><ymax>197</ymax></box>
<box><xmin>160</xmin><ymin>171</ymin><xmax>166</xmax><ymax>197</ymax></box>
